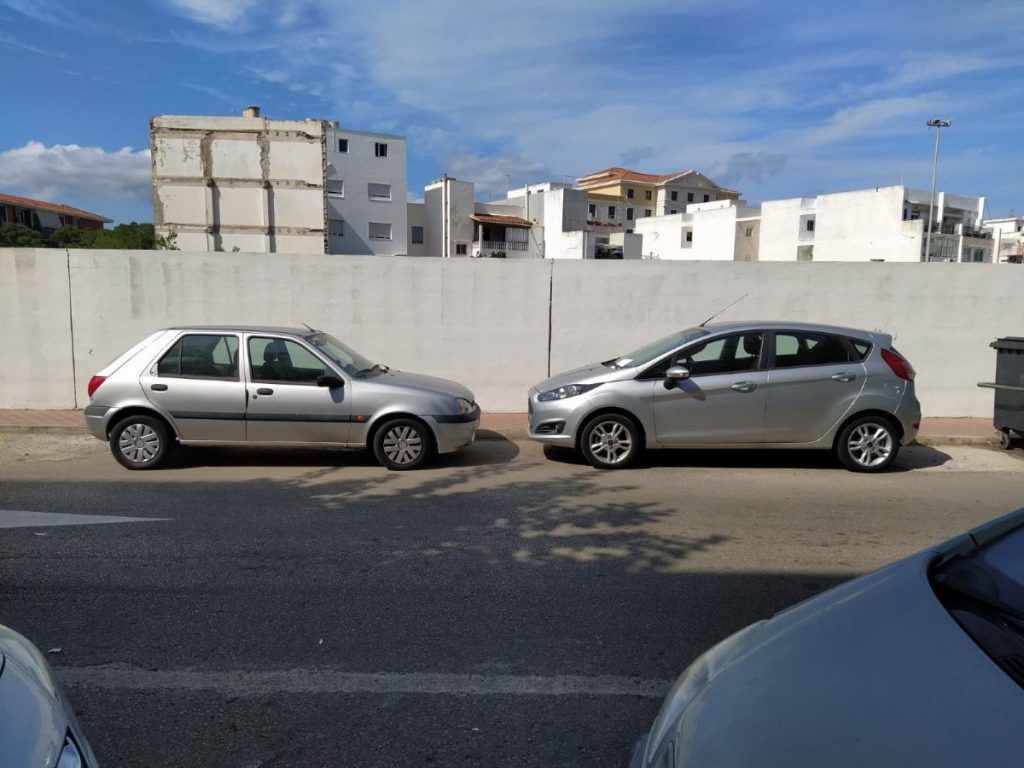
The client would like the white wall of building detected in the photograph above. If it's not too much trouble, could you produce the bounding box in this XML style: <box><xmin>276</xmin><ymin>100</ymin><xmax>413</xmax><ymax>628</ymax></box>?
<box><xmin>4</xmin><ymin>250</ymin><xmax>1022</xmax><ymax>416</ymax></box>
<box><xmin>635</xmin><ymin>203</ymin><xmax>757</xmax><ymax>261</ymax></box>
<box><xmin>326</xmin><ymin>127</ymin><xmax>408</xmax><ymax>256</ymax></box>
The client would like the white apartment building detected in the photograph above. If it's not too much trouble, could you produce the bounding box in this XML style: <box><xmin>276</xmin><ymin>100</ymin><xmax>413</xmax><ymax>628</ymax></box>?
<box><xmin>151</xmin><ymin>107</ymin><xmax>409</xmax><ymax>255</ymax></box>
<box><xmin>984</xmin><ymin>216</ymin><xmax>1024</xmax><ymax>264</ymax></box>
<box><xmin>325</xmin><ymin>126</ymin><xmax>407</xmax><ymax>256</ymax></box>
<box><xmin>633</xmin><ymin>199</ymin><xmax>760</xmax><ymax>261</ymax></box>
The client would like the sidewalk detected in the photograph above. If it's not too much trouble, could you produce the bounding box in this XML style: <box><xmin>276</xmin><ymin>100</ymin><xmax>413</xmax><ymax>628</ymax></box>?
<box><xmin>0</xmin><ymin>409</ymin><xmax>1000</xmax><ymax>446</ymax></box>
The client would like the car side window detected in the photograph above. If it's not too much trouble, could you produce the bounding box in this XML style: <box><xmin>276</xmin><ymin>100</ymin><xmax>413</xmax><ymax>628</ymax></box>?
<box><xmin>848</xmin><ymin>338</ymin><xmax>872</xmax><ymax>361</ymax></box>
<box><xmin>674</xmin><ymin>332</ymin><xmax>763</xmax><ymax>376</ymax></box>
<box><xmin>249</xmin><ymin>337</ymin><xmax>328</xmax><ymax>384</ymax></box>
<box><xmin>157</xmin><ymin>334</ymin><xmax>239</xmax><ymax>379</ymax></box>
<box><xmin>773</xmin><ymin>332</ymin><xmax>851</xmax><ymax>368</ymax></box>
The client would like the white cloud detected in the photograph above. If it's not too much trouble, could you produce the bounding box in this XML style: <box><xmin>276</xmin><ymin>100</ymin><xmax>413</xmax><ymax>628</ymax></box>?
<box><xmin>0</xmin><ymin>141</ymin><xmax>151</xmax><ymax>204</ymax></box>
<box><xmin>165</xmin><ymin>0</ymin><xmax>259</xmax><ymax>28</ymax></box>
<box><xmin>0</xmin><ymin>31</ymin><xmax>66</xmax><ymax>57</ymax></box>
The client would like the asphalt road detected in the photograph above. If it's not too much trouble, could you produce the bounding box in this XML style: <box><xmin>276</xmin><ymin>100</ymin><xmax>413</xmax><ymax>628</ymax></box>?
<box><xmin>1</xmin><ymin>433</ymin><xmax>1021</xmax><ymax>767</ymax></box>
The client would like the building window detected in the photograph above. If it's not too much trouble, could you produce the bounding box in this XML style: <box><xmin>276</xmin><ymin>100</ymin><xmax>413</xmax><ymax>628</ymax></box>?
<box><xmin>327</xmin><ymin>179</ymin><xmax>344</xmax><ymax>196</ymax></box>
<box><xmin>687</xmin><ymin>192</ymin><xmax>694</xmax><ymax>203</ymax></box>
<box><xmin>374</xmin><ymin>142</ymin><xmax>388</xmax><ymax>158</ymax></box>
<box><xmin>686</xmin><ymin>230</ymin><xmax>693</xmax><ymax>242</ymax></box>
<box><xmin>608</xmin><ymin>206</ymin><xmax>616</xmax><ymax>219</ymax></box>
<box><xmin>369</xmin><ymin>222</ymin><xmax>392</xmax><ymax>240</ymax></box>
<box><xmin>411</xmin><ymin>226</ymin><xmax>424</xmax><ymax>244</ymax></box>
<box><xmin>745</xmin><ymin>226</ymin><xmax>753</xmax><ymax>237</ymax></box>
<box><xmin>644</xmin><ymin>209</ymin><xmax>651</xmax><ymax>217</ymax></box>
<box><xmin>806</xmin><ymin>218</ymin><xmax>815</xmax><ymax>232</ymax></box>
<box><xmin>645</xmin><ymin>190</ymin><xmax>652</xmax><ymax>201</ymax></box>
<box><xmin>455</xmin><ymin>243</ymin><xmax>467</xmax><ymax>256</ymax></box>
<box><xmin>670</xmin><ymin>191</ymin><xmax>678</xmax><ymax>201</ymax></box>
<box><xmin>368</xmin><ymin>182</ymin><xmax>392</xmax><ymax>201</ymax></box>
<box><xmin>703</xmin><ymin>194</ymin><xmax>710</xmax><ymax>202</ymax></box>
<box><xmin>0</xmin><ymin>207</ymin><xmax>6</xmax><ymax>224</ymax></box>
<box><xmin>670</xmin><ymin>209</ymin><xmax>677</xmax><ymax>215</ymax></box>
<box><xmin>797</xmin><ymin>246</ymin><xmax>814</xmax><ymax>261</ymax></box>
<box><xmin>329</xmin><ymin>219</ymin><xmax>345</xmax><ymax>237</ymax></box>
<box><xmin>16</xmin><ymin>208</ymin><xmax>33</xmax><ymax>226</ymax></box>
<box><xmin>337</xmin><ymin>138</ymin><xmax>348</xmax><ymax>153</ymax></box>
<box><xmin>626</xmin><ymin>188</ymin><xmax>634</xmax><ymax>199</ymax></box>
<box><xmin>588</xmin><ymin>203</ymin><xmax>596</xmax><ymax>217</ymax></box>
<box><xmin>626</xmin><ymin>207</ymin><xmax>634</xmax><ymax>221</ymax></box>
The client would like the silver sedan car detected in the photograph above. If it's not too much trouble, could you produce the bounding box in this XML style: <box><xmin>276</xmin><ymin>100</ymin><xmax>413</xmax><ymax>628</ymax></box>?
<box><xmin>630</xmin><ymin>507</ymin><xmax>1024</xmax><ymax>767</ymax></box>
<box><xmin>0</xmin><ymin>624</ymin><xmax>98</xmax><ymax>767</ymax></box>
<box><xmin>528</xmin><ymin>321</ymin><xmax>920</xmax><ymax>472</ymax></box>
<box><xmin>84</xmin><ymin>326</ymin><xmax>480</xmax><ymax>470</ymax></box>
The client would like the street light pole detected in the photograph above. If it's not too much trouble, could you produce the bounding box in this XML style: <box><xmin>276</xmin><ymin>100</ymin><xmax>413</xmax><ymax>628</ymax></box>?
<box><xmin>924</xmin><ymin>118</ymin><xmax>952</xmax><ymax>262</ymax></box>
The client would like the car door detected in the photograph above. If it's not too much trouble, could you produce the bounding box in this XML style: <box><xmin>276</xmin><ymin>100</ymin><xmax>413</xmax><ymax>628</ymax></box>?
<box><xmin>140</xmin><ymin>332</ymin><xmax>247</xmax><ymax>441</ymax></box>
<box><xmin>651</xmin><ymin>331</ymin><xmax>768</xmax><ymax>445</ymax></box>
<box><xmin>244</xmin><ymin>335</ymin><xmax>353</xmax><ymax>444</ymax></box>
<box><xmin>764</xmin><ymin>330</ymin><xmax>867</xmax><ymax>443</ymax></box>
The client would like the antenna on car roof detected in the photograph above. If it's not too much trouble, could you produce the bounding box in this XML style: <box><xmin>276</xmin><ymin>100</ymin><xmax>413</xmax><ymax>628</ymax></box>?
<box><xmin>301</xmin><ymin>322</ymin><xmax>316</xmax><ymax>332</ymax></box>
<box><xmin>699</xmin><ymin>293</ymin><xmax>749</xmax><ymax>327</ymax></box>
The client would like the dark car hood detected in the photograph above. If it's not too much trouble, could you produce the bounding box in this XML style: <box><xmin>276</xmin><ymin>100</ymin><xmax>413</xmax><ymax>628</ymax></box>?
<box><xmin>677</xmin><ymin>548</ymin><xmax>1024</xmax><ymax>766</ymax></box>
<box><xmin>0</xmin><ymin>651</ymin><xmax>67</xmax><ymax>768</ymax></box>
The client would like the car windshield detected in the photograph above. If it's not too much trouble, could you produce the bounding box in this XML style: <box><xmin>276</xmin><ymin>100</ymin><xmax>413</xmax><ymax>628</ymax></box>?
<box><xmin>305</xmin><ymin>332</ymin><xmax>377</xmax><ymax>377</ymax></box>
<box><xmin>613</xmin><ymin>327</ymin><xmax>710</xmax><ymax>369</ymax></box>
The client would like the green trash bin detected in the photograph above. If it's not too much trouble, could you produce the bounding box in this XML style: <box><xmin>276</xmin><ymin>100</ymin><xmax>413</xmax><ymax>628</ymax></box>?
<box><xmin>978</xmin><ymin>336</ymin><xmax>1024</xmax><ymax>449</ymax></box>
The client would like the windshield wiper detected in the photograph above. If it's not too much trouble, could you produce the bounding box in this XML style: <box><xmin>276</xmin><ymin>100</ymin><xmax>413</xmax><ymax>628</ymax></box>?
<box><xmin>355</xmin><ymin>363</ymin><xmax>389</xmax><ymax>378</ymax></box>
<box><xmin>601</xmin><ymin>357</ymin><xmax>620</xmax><ymax>369</ymax></box>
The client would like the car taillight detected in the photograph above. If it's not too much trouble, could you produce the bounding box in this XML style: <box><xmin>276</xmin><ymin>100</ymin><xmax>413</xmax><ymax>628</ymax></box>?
<box><xmin>881</xmin><ymin>349</ymin><xmax>915</xmax><ymax>382</ymax></box>
<box><xmin>87</xmin><ymin>375</ymin><xmax>107</xmax><ymax>398</ymax></box>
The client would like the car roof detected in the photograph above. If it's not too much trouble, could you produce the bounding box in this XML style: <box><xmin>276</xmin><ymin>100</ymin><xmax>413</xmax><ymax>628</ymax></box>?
<box><xmin>161</xmin><ymin>325</ymin><xmax>314</xmax><ymax>335</ymax></box>
<box><xmin>700</xmin><ymin>320</ymin><xmax>884</xmax><ymax>339</ymax></box>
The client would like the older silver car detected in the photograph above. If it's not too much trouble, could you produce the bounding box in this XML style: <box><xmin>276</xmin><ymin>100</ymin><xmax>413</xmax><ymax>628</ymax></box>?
<box><xmin>0</xmin><ymin>624</ymin><xmax>98</xmax><ymax>767</ymax></box>
<box><xmin>630</xmin><ymin>507</ymin><xmax>1024</xmax><ymax>767</ymax></box>
<box><xmin>528</xmin><ymin>321</ymin><xmax>920</xmax><ymax>472</ymax></box>
<box><xmin>84</xmin><ymin>326</ymin><xmax>480</xmax><ymax>470</ymax></box>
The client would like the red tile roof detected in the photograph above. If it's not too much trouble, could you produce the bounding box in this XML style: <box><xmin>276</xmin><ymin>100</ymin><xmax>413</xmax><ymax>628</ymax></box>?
<box><xmin>577</xmin><ymin>166</ymin><xmax>692</xmax><ymax>185</ymax></box>
<box><xmin>471</xmin><ymin>213</ymin><xmax>533</xmax><ymax>228</ymax></box>
<box><xmin>0</xmin><ymin>193</ymin><xmax>113</xmax><ymax>223</ymax></box>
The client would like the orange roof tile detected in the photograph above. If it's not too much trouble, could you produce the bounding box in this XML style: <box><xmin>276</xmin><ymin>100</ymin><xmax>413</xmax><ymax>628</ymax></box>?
<box><xmin>0</xmin><ymin>193</ymin><xmax>113</xmax><ymax>223</ymax></box>
<box><xmin>471</xmin><ymin>213</ymin><xmax>532</xmax><ymax>227</ymax></box>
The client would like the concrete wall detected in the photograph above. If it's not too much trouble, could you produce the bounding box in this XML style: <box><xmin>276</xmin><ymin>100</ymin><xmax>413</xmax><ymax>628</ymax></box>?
<box><xmin>3</xmin><ymin>249</ymin><xmax>1023</xmax><ymax>417</ymax></box>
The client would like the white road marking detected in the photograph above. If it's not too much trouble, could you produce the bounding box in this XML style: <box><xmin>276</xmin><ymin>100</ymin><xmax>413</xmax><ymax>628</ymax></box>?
<box><xmin>58</xmin><ymin>666</ymin><xmax>671</xmax><ymax>699</ymax></box>
<box><xmin>0</xmin><ymin>510</ymin><xmax>166</xmax><ymax>529</ymax></box>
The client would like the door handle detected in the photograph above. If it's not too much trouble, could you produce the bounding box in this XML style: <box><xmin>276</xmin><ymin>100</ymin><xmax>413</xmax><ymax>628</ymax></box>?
<box><xmin>150</xmin><ymin>383</ymin><xmax>168</xmax><ymax>391</ymax></box>
<box><xmin>731</xmin><ymin>382</ymin><xmax>757</xmax><ymax>392</ymax></box>
<box><xmin>831</xmin><ymin>373</ymin><xmax>857</xmax><ymax>382</ymax></box>
<box><xmin>256</xmin><ymin>388</ymin><xmax>274</xmax><ymax>396</ymax></box>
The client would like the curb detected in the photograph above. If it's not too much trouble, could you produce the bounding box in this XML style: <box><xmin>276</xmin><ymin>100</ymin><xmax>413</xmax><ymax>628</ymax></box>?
<box><xmin>0</xmin><ymin>424</ymin><xmax>1001</xmax><ymax>448</ymax></box>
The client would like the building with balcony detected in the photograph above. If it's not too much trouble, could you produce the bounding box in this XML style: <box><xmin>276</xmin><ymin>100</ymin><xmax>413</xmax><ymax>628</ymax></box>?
<box><xmin>0</xmin><ymin>193</ymin><xmax>111</xmax><ymax>234</ymax></box>
<box><xmin>984</xmin><ymin>216</ymin><xmax>1024</xmax><ymax>264</ymax></box>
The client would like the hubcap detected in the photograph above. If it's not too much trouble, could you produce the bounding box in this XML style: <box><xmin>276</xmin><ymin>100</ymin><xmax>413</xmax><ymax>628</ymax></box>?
<box><xmin>119</xmin><ymin>423</ymin><xmax>160</xmax><ymax>464</ymax></box>
<box><xmin>382</xmin><ymin>426</ymin><xmax>423</xmax><ymax>465</ymax></box>
<box><xmin>847</xmin><ymin>423</ymin><xmax>893</xmax><ymax>468</ymax></box>
<box><xmin>589</xmin><ymin>421</ymin><xmax>632</xmax><ymax>464</ymax></box>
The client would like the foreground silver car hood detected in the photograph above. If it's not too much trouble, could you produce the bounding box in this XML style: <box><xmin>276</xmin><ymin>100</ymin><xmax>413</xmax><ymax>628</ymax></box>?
<box><xmin>374</xmin><ymin>369</ymin><xmax>474</xmax><ymax>402</ymax></box>
<box><xmin>533</xmin><ymin>363</ymin><xmax>635</xmax><ymax>394</ymax></box>
<box><xmin>672</xmin><ymin>547</ymin><xmax>1024</xmax><ymax>766</ymax></box>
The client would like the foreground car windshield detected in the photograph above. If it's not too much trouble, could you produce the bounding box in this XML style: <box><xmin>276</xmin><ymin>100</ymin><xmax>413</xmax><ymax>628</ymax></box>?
<box><xmin>305</xmin><ymin>332</ymin><xmax>376</xmax><ymax>376</ymax></box>
<box><xmin>614</xmin><ymin>327</ymin><xmax>709</xmax><ymax>368</ymax></box>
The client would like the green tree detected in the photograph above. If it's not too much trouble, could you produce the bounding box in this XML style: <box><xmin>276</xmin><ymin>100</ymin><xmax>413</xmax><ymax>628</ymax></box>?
<box><xmin>0</xmin><ymin>223</ymin><xmax>45</xmax><ymax>247</ymax></box>
<box><xmin>49</xmin><ymin>225</ymin><xmax>90</xmax><ymax>248</ymax></box>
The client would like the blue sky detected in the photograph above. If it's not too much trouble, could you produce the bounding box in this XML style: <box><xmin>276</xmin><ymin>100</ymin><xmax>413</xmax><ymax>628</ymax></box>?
<box><xmin>1</xmin><ymin>0</ymin><xmax>1021</xmax><ymax>225</ymax></box>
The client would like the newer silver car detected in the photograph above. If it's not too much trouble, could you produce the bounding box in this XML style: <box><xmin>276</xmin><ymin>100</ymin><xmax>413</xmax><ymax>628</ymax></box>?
<box><xmin>630</xmin><ymin>507</ymin><xmax>1024</xmax><ymax>767</ymax></box>
<box><xmin>528</xmin><ymin>321</ymin><xmax>920</xmax><ymax>472</ymax></box>
<box><xmin>84</xmin><ymin>326</ymin><xmax>480</xmax><ymax>470</ymax></box>
<box><xmin>0</xmin><ymin>624</ymin><xmax>98</xmax><ymax>767</ymax></box>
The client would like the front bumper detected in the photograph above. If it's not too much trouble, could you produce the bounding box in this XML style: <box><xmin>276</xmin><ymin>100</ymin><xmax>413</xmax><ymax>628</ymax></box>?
<box><xmin>431</xmin><ymin>406</ymin><xmax>480</xmax><ymax>453</ymax></box>
<box><xmin>526</xmin><ymin>388</ymin><xmax>585</xmax><ymax>446</ymax></box>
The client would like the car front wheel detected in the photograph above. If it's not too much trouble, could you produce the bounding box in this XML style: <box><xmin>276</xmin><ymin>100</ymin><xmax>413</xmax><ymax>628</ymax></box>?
<box><xmin>373</xmin><ymin>418</ymin><xmax>435</xmax><ymax>470</ymax></box>
<box><xmin>579</xmin><ymin>414</ymin><xmax>640</xmax><ymax>469</ymax></box>
<box><xmin>836</xmin><ymin>416</ymin><xmax>899</xmax><ymax>473</ymax></box>
<box><xmin>109</xmin><ymin>415</ymin><xmax>174</xmax><ymax>470</ymax></box>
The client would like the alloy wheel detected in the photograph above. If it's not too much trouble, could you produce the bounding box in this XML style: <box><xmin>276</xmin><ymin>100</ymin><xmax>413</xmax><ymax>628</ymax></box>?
<box><xmin>846</xmin><ymin>423</ymin><xmax>893</xmax><ymax>468</ymax></box>
<box><xmin>588</xmin><ymin>420</ymin><xmax>633</xmax><ymax>465</ymax></box>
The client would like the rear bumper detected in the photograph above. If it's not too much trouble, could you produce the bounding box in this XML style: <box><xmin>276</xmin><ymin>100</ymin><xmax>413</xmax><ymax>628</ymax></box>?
<box><xmin>83</xmin><ymin>404</ymin><xmax>113</xmax><ymax>440</ymax></box>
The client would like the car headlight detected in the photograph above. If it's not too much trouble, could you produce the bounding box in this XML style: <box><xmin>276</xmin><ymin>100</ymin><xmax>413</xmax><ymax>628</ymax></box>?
<box><xmin>56</xmin><ymin>736</ymin><xmax>83</xmax><ymax>768</ymax></box>
<box><xmin>537</xmin><ymin>383</ymin><xmax>600</xmax><ymax>402</ymax></box>
<box><xmin>455</xmin><ymin>397</ymin><xmax>475</xmax><ymax>415</ymax></box>
<box><xmin>644</xmin><ymin>622</ymin><xmax>764</xmax><ymax>765</ymax></box>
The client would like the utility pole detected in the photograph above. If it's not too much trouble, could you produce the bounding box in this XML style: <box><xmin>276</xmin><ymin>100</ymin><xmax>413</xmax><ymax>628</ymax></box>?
<box><xmin>924</xmin><ymin>119</ymin><xmax>952</xmax><ymax>262</ymax></box>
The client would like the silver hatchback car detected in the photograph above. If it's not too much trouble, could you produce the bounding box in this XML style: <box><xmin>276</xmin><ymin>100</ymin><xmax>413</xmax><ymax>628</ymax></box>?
<box><xmin>528</xmin><ymin>321</ymin><xmax>920</xmax><ymax>472</ymax></box>
<box><xmin>85</xmin><ymin>326</ymin><xmax>480</xmax><ymax>470</ymax></box>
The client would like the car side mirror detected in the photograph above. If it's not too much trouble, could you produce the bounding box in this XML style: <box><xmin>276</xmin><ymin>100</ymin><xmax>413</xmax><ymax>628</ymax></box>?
<box><xmin>317</xmin><ymin>374</ymin><xmax>344</xmax><ymax>389</ymax></box>
<box><xmin>665</xmin><ymin>365</ymin><xmax>690</xmax><ymax>381</ymax></box>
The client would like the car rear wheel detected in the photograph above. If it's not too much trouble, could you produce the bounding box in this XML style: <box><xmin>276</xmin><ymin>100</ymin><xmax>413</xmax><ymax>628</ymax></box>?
<box><xmin>836</xmin><ymin>416</ymin><xmax>899</xmax><ymax>473</ymax></box>
<box><xmin>580</xmin><ymin>414</ymin><xmax>640</xmax><ymax>469</ymax></box>
<box><xmin>109</xmin><ymin>415</ymin><xmax>173</xmax><ymax>470</ymax></box>
<box><xmin>373</xmin><ymin>418</ymin><xmax>435</xmax><ymax>470</ymax></box>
